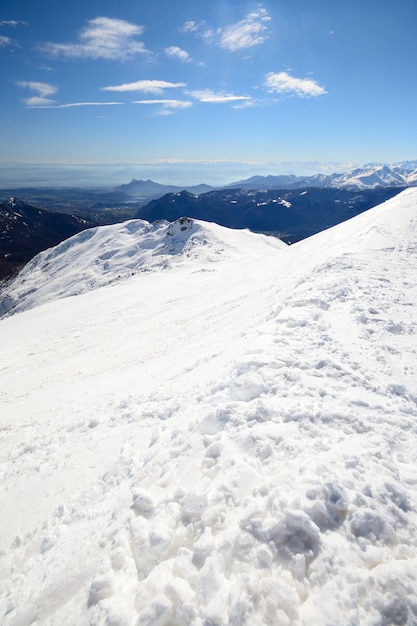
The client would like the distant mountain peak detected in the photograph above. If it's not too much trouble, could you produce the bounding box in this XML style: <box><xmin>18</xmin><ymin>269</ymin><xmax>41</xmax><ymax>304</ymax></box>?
<box><xmin>6</xmin><ymin>196</ymin><xmax>27</xmax><ymax>210</ymax></box>
<box><xmin>115</xmin><ymin>179</ymin><xmax>215</xmax><ymax>198</ymax></box>
<box><xmin>227</xmin><ymin>163</ymin><xmax>417</xmax><ymax>191</ymax></box>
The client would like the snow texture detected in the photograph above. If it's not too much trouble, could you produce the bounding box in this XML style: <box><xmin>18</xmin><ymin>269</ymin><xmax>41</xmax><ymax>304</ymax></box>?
<box><xmin>0</xmin><ymin>216</ymin><xmax>285</xmax><ymax>317</ymax></box>
<box><xmin>1</xmin><ymin>190</ymin><xmax>417</xmax><ymax>625</ymax></box>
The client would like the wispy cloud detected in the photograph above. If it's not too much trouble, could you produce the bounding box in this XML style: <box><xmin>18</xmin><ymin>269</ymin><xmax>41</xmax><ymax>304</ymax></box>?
<box><xmin>17</xmin><ymin>81</ymin><xmax>58</xmax><ymax>106</ymax></box>
<box><xmin>0</xmin><ymin>21</ymin><xmax>26</xmax><ymax>48</ymax></box>
<box><xmin>102</xmin><ymin>80</ymin><xmax>186</xmax><ymax>94</ymax></box>
<box><xmin>264</xmin><ymin>72</ymin><xmax>327</xmax><ymax>98</ymax></box>
<box><xmin>133</xmin><ymin>99</ymin><xmax>193</xmax><ymax>115</ymax></box>
<box><xmin>133</xmin><ymin>99</ymin><xmax>192</xmax><ymax>107</ymax></box>
<box><xmin>42</xmin><ymin>17</ymin><xmax>149</xmax><ymax>61</ymax></box>
<box><xmin>165</xmin><ymin>46</ymin><xmax>191</xmax><ymax>63</ymax></box>
<box><xmin>26</xmin><ymin>102</ymin><xmax>123</xmax><ymax>109</ymax></box>
<box><xmin>0</xmin><ymin>35</ymin><xmax>13</xmax><ymax>47</ymax></box>
<box><xmin>179</xmin><ymin>21</ymin><xmax>200</xmax><ymax>34</ymax></box>
<box><xmin>0</xmin><ymin>20</ymin><xmax>25</xmax><ymax>27</ymax></box>
<box><xmin>179</xmin><ymin>20</ymin><xmax>213</xmax><ymax>41</ymax></box>
<box><xmin>219</xmin><ymin>7</ymin><xmax>271</xmax><ymax>52</ymax></box>
<box><xmin>17</xmin><ymin>81</ymin><xmax>57</xmax><ymax>97</ymax></box>
<box><xmin>190</xmin><ymin>89</ymin><xmax>252</xmax><ymax>104</ymax></box>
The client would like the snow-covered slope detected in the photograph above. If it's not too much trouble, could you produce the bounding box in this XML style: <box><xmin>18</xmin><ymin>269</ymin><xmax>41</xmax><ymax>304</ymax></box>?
<box><xmin>231</xmin><ymin>163</ymin><xmax>417</xmax><ymax>190</ymax></box>
<box><xmin>1</xmin><ymin>189</ymin><xmax>417</xmax><ymax>625</ymax></box>
<box><xmin>0</xmin><ymin>216</ymin><xmax>285</xmax><ymax>317</ymax></box>
<box><xmin>329</xmin><ymin>164</ymin><xmax>409</xmax><ymax>189</ymax></box>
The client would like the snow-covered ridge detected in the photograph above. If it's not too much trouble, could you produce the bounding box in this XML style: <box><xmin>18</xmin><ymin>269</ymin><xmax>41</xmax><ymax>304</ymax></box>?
<box><xmin>1</xmin><ymin>189</ymin><xmax>417</xmax><ymax>625</ymax></box>
<box><xmin>330</xmin><ymin>164</ymin><xmax>410</xmax><ymax>189</ymax></box>
<box><xmin>6</xmin><ymin>197</ymin><xmax>27</xmax><ymax>210</ymax></box>
<box><xmin>0</xmin><ymin>216</ymin><xmax>286</xmax><ymax>318</ymax></box>
<box><xmin>233</xmin><ymin>163</ymin><xmax>417</xmax><ymax>190</ymax></box>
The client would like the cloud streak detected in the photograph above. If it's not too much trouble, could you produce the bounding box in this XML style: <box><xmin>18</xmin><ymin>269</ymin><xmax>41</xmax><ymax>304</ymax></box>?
<box><xmin>133</xmin><ymin>99</ymin><xmax>192</xmax><ymax>107</ymax></box>
<box><xmin>190</xmin><ymin>89</ymin><xmax>252</xmax><ymax>104</ymax></box>
<box><xmin>42</xmin><ymin>17</ymin><xmax>149</xmax><ymax>61</ymax></box>
<box><xmin>0</xmin><ymin>20</ymin><xmax>25</xmax><ymax>27</ymax></box>
<box><xmin>102</xmin><ymin>80</ymin><xmax>186</xmax><ymax>94</ymax></box>
<box><xmin>265</xmin><ymin>72</ymin><xmax>327</xmax><ymax>98</ymax></box>
<box><xmin>133</xmin><ymin>99</ymin><xmax>193</xmax><ymax>115</ymax></box>
<box><xmin>25</xmin><ymin>102</ymin><xmax>123</xmax><ymax>109</ymax></box>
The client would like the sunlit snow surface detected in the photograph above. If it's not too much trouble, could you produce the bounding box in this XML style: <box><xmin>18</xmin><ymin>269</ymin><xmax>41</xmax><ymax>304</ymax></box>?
<box><xmin>1</xmin><ymin>190</ymin><xmax>417</xmax><ymax>625</ymax></box>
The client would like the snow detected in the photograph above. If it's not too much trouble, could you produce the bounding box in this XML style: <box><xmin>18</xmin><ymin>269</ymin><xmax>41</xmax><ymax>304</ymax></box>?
<box><xmin>331</xmin><ymin>165</ymin><xmax>405</xmax><ymax>189</ymax></box>
<box><xmin>326</xmin><ymin>164</ymin><xmax>417</xmax><ymax>190</ymax></box>
<box><xmin>0</xmin><ymin>216</ymin><xmax>285</xmax><ymax>317</ymax></box>
<box><xmin>1</xmin><ymin>189</ymin><xmax>417</xmax><ymax>625</ymax></box>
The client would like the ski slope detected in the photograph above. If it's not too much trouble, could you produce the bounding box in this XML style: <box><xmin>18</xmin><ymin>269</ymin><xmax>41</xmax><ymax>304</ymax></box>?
<box><xmin>1</xmin><ymin>189</ymin><xmax>417</xmax><ymax>625</ymax></box>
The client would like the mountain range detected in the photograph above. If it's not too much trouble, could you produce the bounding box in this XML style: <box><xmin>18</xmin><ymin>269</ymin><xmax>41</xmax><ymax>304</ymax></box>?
<box><xmin>2</xmin><ymin>161</ymin><xmax>417</xmax><ymax>283</ymax></box>
<box><xmin>116</xmin><ymin>162</ymin><xmax>417</xmax><ymax>198</ymax></box>
<box><xmin>0</xmin><ymin>186</ymin><xmax>405</xmax><ymax>284</ymax></box>
<box><xmin>1</xmin><ymin>189</ymin><xmax>417</xmax><ymax>625</ymax></box>
<box><xmin>134</xmin><ymin>186</ymin><xmax>405</xmax><ymax>242</ymax></box>
<box><xmin>228</xmin><ymin>162</ymin><xmax>417</xmax><ymax>191</ymax></box>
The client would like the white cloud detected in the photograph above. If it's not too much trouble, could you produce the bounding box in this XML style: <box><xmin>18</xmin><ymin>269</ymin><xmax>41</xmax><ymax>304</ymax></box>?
<box><xmin>219</xmin><ymin>7</ymin><xmax>271</xmax><ymax>52</ymax></box>
<box><xmin>264</xmin><ymin>72</ymin><xmax>327</xmax><ymax>97</ymax></box>
<box><xmin>233</xmin><ymin>99</ymin><xmax>256</xmax><ymax>110</ymax></box>
<box><xmin>102</xmin><ymin>80</ymin><xmax>186</xmax><ymax>94</ymax></box>
<box><xmin>17</xmin><ymin>81</ymin><xmax>57</xmax><ymax>97</ymax></box>
<box><xmin>179</xmin><ymin>21</ymin><xmax>199</xmax><ymax>33</ymax></box>
<box><xmin>133</xmin><ymin>99</ymin><xmax>192</xmax><ymax>108</ymax></box>
<box><xmin>133</xmin><ymin>99</ymin><xmax>193</xmax><ymax>116</ymax></box>
<box><xmin>179</xmin><ymin>20</ymin><xmax>213</xmax><ymax>41</ymax></box>
<box><xmin>17</xmin><ymin>83</ymin><xmax>125</xmax><ymax>108</ymax></box>
<box><xmin>42</xmin><ymin>17</ymin><xmax>148</xmax><ymax>61</ymax></box>
<box><xmin>190</xmin><ymin>89</ymin><xmax>252</xmax><ymax>104</ymax></box>
<box><xmin>23</xmin><ymin>96</ymin><xmax>55</xmax><ymax>107</ymax></box>
<box><xmin>0</xmin><ymin>35</ymin><xmax>12</xmax><ymax>47</ymax></box>
<box><xmin>0</xmin><ymin>20</ymin><xmax>24</xmax><ymax>27</ymax></box>
<box><xmin>17</xmin><ymin>81</ymin><xmax>58</xmax><ymax>106</ymax></box>
<box><xmin>165</xmin><ymin>46</ymin><xmax>191</xmax><ymax>63</ymax></box>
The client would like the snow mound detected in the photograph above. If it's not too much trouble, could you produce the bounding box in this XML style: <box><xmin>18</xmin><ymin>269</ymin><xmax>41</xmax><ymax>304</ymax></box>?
<box><xmin>1</xmin><ymin>189</ymin><xmax>417</xmax><ymax>625</ymax></box>
<box><xmin>0</xmin><ymin>216</ymin><xmax>285</xmax><ymax>317</ymax></box>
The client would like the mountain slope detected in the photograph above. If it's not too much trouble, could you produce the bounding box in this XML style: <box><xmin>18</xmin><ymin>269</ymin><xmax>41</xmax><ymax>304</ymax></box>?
<box><xmin>136</xmin><ymin>186</ymin><xmax>404</xmax><ymax>241</ymax></box>
<box><xmin>1</xmin><ymin>189</ymin><xmax>417</xmax><ymax>625</ymax></box>
<box><xmin>229</xmin><ymin>163</ymin><xmax>417</xmax><ymax>190</ymax></box>
<box><xmin>0</xmin><ymin>197</ymin><xmax>95</xmax><ymax>281</ymax></box>
<box><xmin>0</xmin><ymin>216</ymin><xmax>285</xmax><ymax>317</ymax></box>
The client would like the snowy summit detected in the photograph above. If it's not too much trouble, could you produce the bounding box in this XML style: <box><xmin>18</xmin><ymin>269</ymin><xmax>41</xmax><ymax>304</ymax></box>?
<box><xmin>0</xmin><ymin>216</ymin><xmax>284</xmax><ymax>317</ymax></box>
<box><xmin>1</xmin><ymin>189</ymin><xmax>417</xmax><ymax>625</ymax></box>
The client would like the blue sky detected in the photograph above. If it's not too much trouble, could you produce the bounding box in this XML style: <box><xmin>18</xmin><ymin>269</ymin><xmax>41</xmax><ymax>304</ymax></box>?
<box><xmin>1</xmin><ymin>0</ymin><xmax>417</xmax><ymax>184</ymax></box>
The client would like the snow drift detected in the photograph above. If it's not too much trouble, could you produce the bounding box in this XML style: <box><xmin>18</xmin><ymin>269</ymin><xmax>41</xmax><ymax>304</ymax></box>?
<box><xmin>1</xmin><ymin>189</ymin><xmax>417</xmax><ymax>626</ymax></box>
